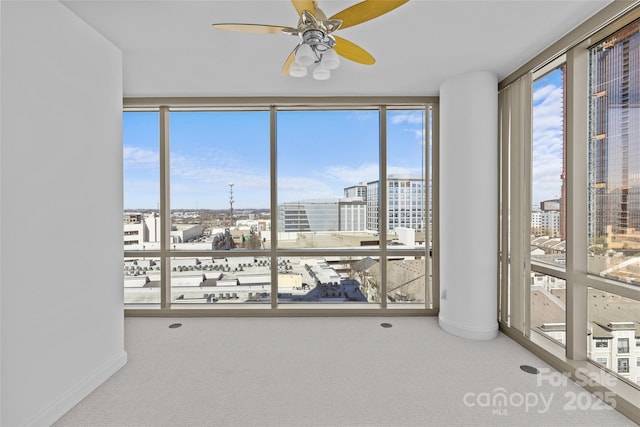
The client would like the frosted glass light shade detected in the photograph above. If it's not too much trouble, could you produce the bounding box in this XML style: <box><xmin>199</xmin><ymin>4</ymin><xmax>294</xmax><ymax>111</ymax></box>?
<box><xmin>312</xmin><ymin>66</ymin><xmax>330</xmax><ymax>80</ymax></box>
<box><xmin>321</xmin><ymin>49</ymin><xmax>340</xmax><ymax>70</ymax></box>
<box><xmin>295</xmin><ymin>43</ymin><xmax>315</xmax><ymax>66</ymax></box>
<box><xmin>289</xmin><ymin>61</ymin><xmax>307</xmax><ymax>78</ymax></box>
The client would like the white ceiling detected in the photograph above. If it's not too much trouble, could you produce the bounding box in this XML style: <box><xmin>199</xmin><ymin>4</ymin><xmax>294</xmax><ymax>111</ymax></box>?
<box><xmin>61</xmin><ymin>0</ymin><xmax>612</xmax><ymax>98</ymax></box>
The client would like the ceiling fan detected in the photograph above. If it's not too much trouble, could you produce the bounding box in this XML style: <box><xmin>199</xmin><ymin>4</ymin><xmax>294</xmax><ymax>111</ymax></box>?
<box><xmin>212</xmin><ymin>0</ymin><xmax>409</xmax><ymax>80</ymax></box>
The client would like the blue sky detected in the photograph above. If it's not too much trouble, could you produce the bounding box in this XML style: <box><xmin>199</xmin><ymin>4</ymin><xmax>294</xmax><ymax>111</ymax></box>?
<box><xmin>124</xmin><ymin>84</ymin><xmax>561</xmax><ymax>211</ymax></box>
<box><xmin>532</xmin><ymin>67</ymin><xmax>564</xmax><ymax>207</ymax></box>
<box><xmin>123</xmin><ymin>108</ymin><xmax>426</xmax><ymax>210</ymax></box>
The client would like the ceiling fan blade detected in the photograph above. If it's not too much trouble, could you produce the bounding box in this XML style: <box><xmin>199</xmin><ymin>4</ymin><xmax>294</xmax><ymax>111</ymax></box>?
<box><xmin>333</xmin><ymin>36</ymin><xmax>375</xmax><ymax>65</ymax></box>
<box><xmin>329</xmin><ymin>0</ymin><xmax>409</xmax><ymax>30</ymax></box>
<box><xmin>211</xmin><ymin>23</ymin><xmax>296</xmax><ymax>34</ymax></box>
<box><xmin>291</xmin><ymin>0</ymin><xmax>316</xmax><ymax>16</ymax></box>
<box><xmin>282</xmin><ymin>50</ymin><xmax>296</xmax><ymax>75</ymax></box>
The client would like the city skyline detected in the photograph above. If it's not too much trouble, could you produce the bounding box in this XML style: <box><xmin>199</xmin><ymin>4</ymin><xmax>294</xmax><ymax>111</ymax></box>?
<box><xmin>124</xmin><ymin>82</ymin><xmax>563</xmax><ymax>211</ymax></box>
<box><xmin>124</xmin><ymin>109</ymin><xmax>427</xmax><ymax>210</ymax></box>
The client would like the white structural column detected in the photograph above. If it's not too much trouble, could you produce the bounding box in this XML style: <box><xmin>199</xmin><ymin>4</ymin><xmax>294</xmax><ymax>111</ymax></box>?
<box><xmin>438</xmin><ymin>71</ymin><xmax>499</xmax><ymax>340</ymax></box>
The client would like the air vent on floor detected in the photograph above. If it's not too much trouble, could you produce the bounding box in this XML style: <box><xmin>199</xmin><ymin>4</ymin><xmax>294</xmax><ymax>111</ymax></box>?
<box><xmin>520</xmin><ymin>365</ymin><xmax>540</xmax><ymax>374</ymax></box>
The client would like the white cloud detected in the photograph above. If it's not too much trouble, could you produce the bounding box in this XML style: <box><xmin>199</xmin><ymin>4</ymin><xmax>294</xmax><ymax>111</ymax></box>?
<box><xmin>533</xmin><ymin>84</ymin><xmax>556</xmax><ymax>103</ymax></box>
<box><xmin>532</xmin><ymin>83</ymin><xmax>564</xmax><ymax>205</ymax></box>
<box><xmin>123</xmin><ymin>146</ymin><xmax>159</xmax><ymax>169</ymax></box>
<box><xmin>171</xmin><ymin>150</ymin><xmax>268</xmax><ymax>188</ymax></box>
<box><xmin>533</xmin><ymin>85</ymin><xmax>563</xmax><ymax>130</ymax></box>
<box><xmin>389</xmin><ymin>111</ymin><xmax>426</xmax><ymax>142</ymax></box>
<box><xmin>278</xmin><ymin>176</ymin><xmax>337</xmax><ymax>202</ymax></box>
<box><xmin>322</xmin><ymin>163</ymin><xmax>379</xmax><ymax>184</ymax></box>
<box><xmin>388</xmin><ymin>166</ymin><xmax>424</xmax><ymax>176</ymax></box>
<box><xmin>390</xmin><ymin>111</ymin><xmax>423</xmax><ymax>125</ymax></box>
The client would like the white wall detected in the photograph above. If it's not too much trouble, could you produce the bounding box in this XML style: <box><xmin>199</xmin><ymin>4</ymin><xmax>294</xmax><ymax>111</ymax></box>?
<box><xmin>1</xmin><ymin>1</ymin><xmax>125</xmax><ymax>425</ymax></box>
<box><xmin>439</xmin><ymin>71</ymin><xmax>499</xmax><ymax>340</ymax></box>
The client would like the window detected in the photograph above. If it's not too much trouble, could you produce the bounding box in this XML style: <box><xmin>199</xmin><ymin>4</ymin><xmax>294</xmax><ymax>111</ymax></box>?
<box><xmin>618</xmin><ymin>338</ymin><xmax>630</xmax><ymax>354</ymax></box>
<box><xmin>532</xmin><ymin>64</ymin><xmax>566</xmax><ymax>267</ymax></box>
<box><xmin>618</xmin><ymin>358</ymin><xmax>630</xmax><ymax>374</ymax></box>
<box><xmin>588</xmin><ymin>19</ymin><xmax>640</xmax><ymax>284</ymax></box>
<box><xmin>587</xmin><ymin>287</ymin><xmax>640</xmax><ymax>384</ymax></box>
<box><xmin>123</xmin><ymin>102</ymin><xmax>434</xmax><ymax>310</ymax></box>
<box><xmin>277</xmin><ymin>109</ymin><xmax>377</xmax><ymax>246</ymax></box>
<box><xmin>123</xmin><ymin>111</ymin><xmax>160</xmax><ymax>304</ymax></box>
<box><xmin>500</xmin><ymin>9</ymin><xmax>640</xmax><ymax>412</ymax></box>
<box><xmin>530</xmin><ymin>273</ymin><xmax>566</xmax><ymax>345</ymax></box>
<box><xmin>170</xmin><ymin>110</ymin><xmax>270</xmax><ymax>250</ymax></box>
<box><xmin>527</xmin><ymin>61</ymin><xmax>569</xmax><ymax>344</ymax></box>
<box><xmin>386</xmin><ymin>109</ymin><xmax>430</xmax><ymax>305</ymax></box>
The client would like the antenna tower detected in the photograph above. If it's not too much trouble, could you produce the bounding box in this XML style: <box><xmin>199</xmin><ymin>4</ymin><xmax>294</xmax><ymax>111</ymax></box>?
<box><xmin>229</xmin><ymin>183</ymin><xmax>234</xmax><ymax>226</ymax></box>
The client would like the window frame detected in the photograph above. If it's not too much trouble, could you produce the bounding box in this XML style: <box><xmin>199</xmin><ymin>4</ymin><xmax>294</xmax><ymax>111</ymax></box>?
<box><xmin>498</xmin><ymin>4</ymin><xmax>640</xmax><ymax>422</ymax></box>
<box><xmin>123</xmin><ymin>97</ymin><xmax>439</xmax><ymax>316</ymax></box>
<box><xmin>618</xmin><ymin>357</ymin><xmax>630</xmax><ymax>374</ymax></box>
<box><xmin>618</xmin><ymin>338</ymin><xmax>630</xmax><ymax>354</ymax></box>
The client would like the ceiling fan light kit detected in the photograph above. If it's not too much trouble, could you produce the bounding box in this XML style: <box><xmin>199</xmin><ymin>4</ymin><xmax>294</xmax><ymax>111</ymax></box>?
<box><xmin>212</xmin><ymin>0</ymin><xmax>409</xmax><ymax>81</ymax></box>
<box><xmin>321</xmin><ymin>49</ymin><xmax>340</xmax><ymax>70</ymax></box>
<box><xmin>312</xmin><ymin>65</ymin><xmax>331</xmax><ymax>80</ymax></box>
<box><xmin>288</xmin><ymin>61</ymin><xmax>308</xmax><ymax>77</ymax></box>
<box><xmin>294</xmin><ymin>42</ymin><xmax>317</xmax><ymax>67</ymax></box>
<box><xmin>291</xmin><ymin>30</ymin><xmax>341</xmax><ymax>79</ymax></box>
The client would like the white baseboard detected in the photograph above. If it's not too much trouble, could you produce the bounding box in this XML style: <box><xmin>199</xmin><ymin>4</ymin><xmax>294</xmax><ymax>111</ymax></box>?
<box><xmin>26</xmin><ymin>350</ymin><xmax>127</xmax><ymax>427</ymax></box>
<box><xmin>439</xmin><ymin>315</ymin><xmax>498</xmax><ymax>340</ymax></box>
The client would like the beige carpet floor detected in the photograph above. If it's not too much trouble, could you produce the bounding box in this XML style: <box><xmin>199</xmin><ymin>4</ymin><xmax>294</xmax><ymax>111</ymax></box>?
<box><xmin>53</xmin><ymin>317</ymin><xmax>637</xmax><ymax>426</ymax></box>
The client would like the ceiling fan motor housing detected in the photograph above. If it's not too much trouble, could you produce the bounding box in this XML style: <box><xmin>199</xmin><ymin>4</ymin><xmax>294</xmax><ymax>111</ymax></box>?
<box><xmin>302</xmin><ymin>29</ymin><xmax>335</xmax><ymax>51</ymax></box>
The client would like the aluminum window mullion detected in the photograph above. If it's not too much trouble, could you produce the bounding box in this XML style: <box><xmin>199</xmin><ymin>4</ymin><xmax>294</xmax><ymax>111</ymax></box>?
<box><xmin>159</xmin><ymin>106</ymin><xmax>171</xmax><ymax>310</ymax></box>
<box><xmin>531</xmin><ymin>262</ymin><xmax>569</xmax><ymax>281</ymax></box>
<box><xmin>431</xmin><ymin>104</ymin><xmax>440</xmax><ymax>312</ymax></box>
<box><xmin>424</xmin><ymin>106</ymin><xmax>432</xmax><ymax>309</ymax></box>
<box><xmin>521</xmin><ymin>75</ymin><xmax>533</xmax><ymax>336</ymax></box>
<box><xmin>380</xmin><ymin>107</ymin><xmax>388</xmax><ymax>308</ymax></box>
<box><xmin>584</xmin><ymin>275</ymin><xmax>640</xmax><ymax>301</ymax></box>
<box><xmin>565</xmin><ymin>44</ymin><xmax>590</xmax><ymax>361</ymax></box>
<box><xmin>270</xmin><ymin>106</ymin><xmax>278</xmax><ymax>310</ymax></box>
<box><xmin>498</xmin><ymin>90</ymin><xmax>510</xmax><ymax>325</ymax></box>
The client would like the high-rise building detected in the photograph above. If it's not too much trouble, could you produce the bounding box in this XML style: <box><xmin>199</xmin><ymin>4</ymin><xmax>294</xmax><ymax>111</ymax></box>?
<box><xmin>123</xmin><ymin>212</ymin><xmax>159</xmax><ymax>246</ymax></box>
<box><xmin>366</xmin><ymin>175</ymin><xmax>426</xmax><ymax>232</ymax></box>
<box><xmin>344</xmin><ymin>183</ymin><xmax>367</xmax><ymax>200</ymax></box>
<box><xmin>338</xmin><ymin>198</ymin><xmax>367</xmax><ymax>231</ymax></box>
<box><xmin>589</xmin><ymin>21</ymin><xmax>640</xmax><ymax>250</ymax></box>
<box><xmin>540</xmin><ymin>199</ymin><xmax>561</xmax><ymax>211</ymax></box>
<box><xmin>278</xmin><ymin>201</ymin><xmax>339</xmax><ymax>232</ymax></box>
<box><xmin>531</xmin><ymin>210</ymin><xmax>561</xmax><ymax>237</ymax></box>
<box><xmin>532</xmin><ymin>199</ymin><xmax>562</xmax><ymax>237</ymax></box>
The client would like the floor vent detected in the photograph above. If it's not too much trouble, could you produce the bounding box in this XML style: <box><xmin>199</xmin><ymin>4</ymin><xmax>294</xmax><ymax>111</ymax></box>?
<box><xmin>520</xmin><ymin>365</ymin><xmax>539</xmax><ymax>374</ymax></box>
